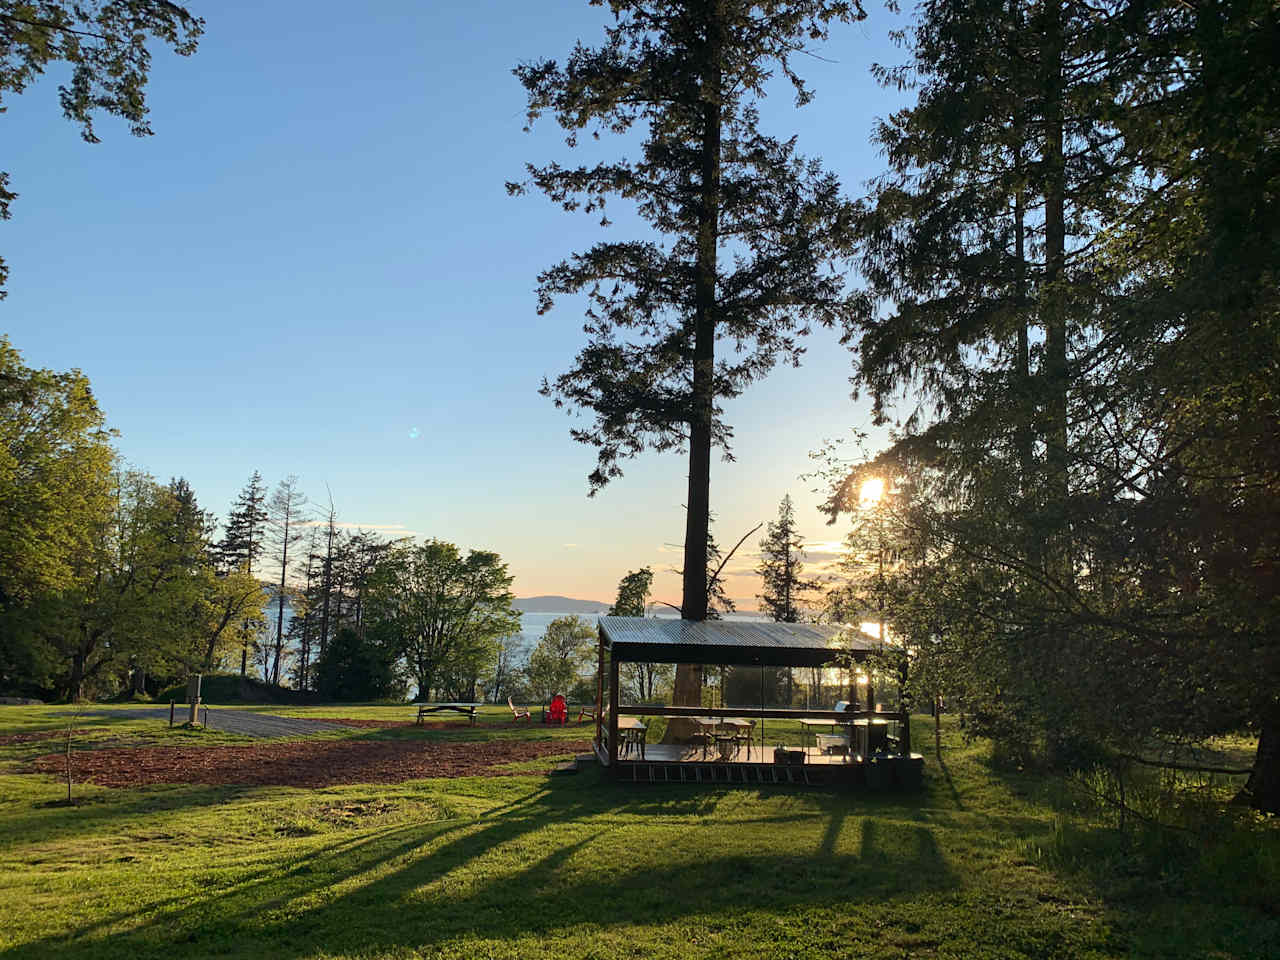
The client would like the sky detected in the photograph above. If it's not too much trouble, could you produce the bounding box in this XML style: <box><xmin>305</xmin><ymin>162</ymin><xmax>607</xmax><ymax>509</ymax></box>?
<box><xmin>3</xmin><ymin>1</ymin><xmax>912</xmax><ymax>608</ymax></box>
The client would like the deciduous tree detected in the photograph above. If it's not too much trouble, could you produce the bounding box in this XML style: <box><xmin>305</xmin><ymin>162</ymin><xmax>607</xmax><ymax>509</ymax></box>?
<box><xmin>266</xmin><ymin>476</ymin><xmax>307</xmax><ymax>686</ymax></box>
<box><xmin>369</xmin><ymin>540</ymin><xmax>519</xmax><ymax>703</ymax></box>
<box><xmin>525</xmin><ymin>615</ymin><xmax>596</xmax><ymax>704</ymax></box>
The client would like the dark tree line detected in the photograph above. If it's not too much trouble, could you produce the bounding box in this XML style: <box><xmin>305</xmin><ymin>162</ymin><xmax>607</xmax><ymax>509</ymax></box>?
<box><xmin>819</xmin><ymin>0</ymin><xmax>1280</xmax><ymax>814</ymax></box>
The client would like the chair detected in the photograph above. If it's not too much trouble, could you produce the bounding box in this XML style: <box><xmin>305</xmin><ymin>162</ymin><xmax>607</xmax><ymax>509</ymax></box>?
<box><xmin>817</xmin><ymin>701</ymin><xmax>854</xmax><ymax>758</ymax></box>
<box><xmin>508</xmin><ymin>697</ymin><xmax>531</xmax><ymax>722</ymax></box>
<box><xmin>732</xmin><ymin>720</ymin><xmax>756</xmax><ymax>760</ymax></box>
<box><xmin>619</xmin><ymin>725</ymin><xmax>646</xmax><ymax>759</ymax></box>
<box><xmin>815</xmin><ymin>732</ymin><xmax>851</xmax><ymax>757</ymax></box>
<box><xmin>544</xmin><ymin>693</ymin><xmax>568</xmax><ymax>725</ymax></box>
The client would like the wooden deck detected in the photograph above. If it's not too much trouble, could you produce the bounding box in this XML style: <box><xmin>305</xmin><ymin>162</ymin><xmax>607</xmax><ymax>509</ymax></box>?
<box><xmin>595</xmin><ymin>741</ymin><xmax>924</xmax><ymax>790</ymax></box>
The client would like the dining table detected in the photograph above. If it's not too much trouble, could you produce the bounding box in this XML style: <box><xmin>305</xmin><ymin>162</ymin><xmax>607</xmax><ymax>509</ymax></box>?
<box><xmin>690</xmin><ymin>717</ymin><xmax>754</xmax><ymax>760</ymax></box>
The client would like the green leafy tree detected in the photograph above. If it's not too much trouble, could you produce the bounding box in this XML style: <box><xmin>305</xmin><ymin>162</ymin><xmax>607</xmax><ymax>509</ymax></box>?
<box><xmin>0</xmin><ymin>338</ymin><xmax>115</xmax><ymax>693</ymax></box>
<box><xmin>0</xmin><ymin>1</ymin><xmax>203</xmax><ymax>296</ymax></box>
<box><xmin>369</xmin><ymin>540</ymin><xmax>519</xmax><ymax>703</ymax></box>
<box><xmin>525</xmin><ymin>615</ymin><xmax>596</xmax><ymax>705</ymax></box>
<box><xmin>313</xmin><ymin>626</ymin><xmax>405</xmax><ymax>702</ymax></box>
<box><xmin>40</xmin><ymin>470</ymin><xmax>209</xmax><ymax>698</ymax></box>
<box><xmin>0</xmin><ymin>337</ymin><xmax>115</xmax><ymax>605</ymax></box>
<box><xmin>757</xmin><ymin>494</ymin><xmax>820</xmax><ymax>622</ymax></box>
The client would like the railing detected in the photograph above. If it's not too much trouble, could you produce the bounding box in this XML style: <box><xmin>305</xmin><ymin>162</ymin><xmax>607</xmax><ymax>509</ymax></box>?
<box><xmin>614</xmin><ymin>704</ymin><xmax>908</xmax><ymax>724</ymax></box>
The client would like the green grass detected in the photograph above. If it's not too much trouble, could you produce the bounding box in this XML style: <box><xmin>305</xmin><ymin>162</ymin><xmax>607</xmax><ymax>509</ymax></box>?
<box><xmin>0</xmin><ymin>706</ymin><xmax>1276</xmax><ymax>959</ymax></box>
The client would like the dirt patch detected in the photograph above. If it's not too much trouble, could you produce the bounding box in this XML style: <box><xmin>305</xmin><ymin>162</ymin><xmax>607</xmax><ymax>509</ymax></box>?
<box><xmin>31</xmin><ymin>738</ymin><xmax>591</xmax><ymax>788</ymax></box>
<box><xmin>0</xmin><ymin>729</ymin><xmax>93</xmax><ymax>746</ymax></box>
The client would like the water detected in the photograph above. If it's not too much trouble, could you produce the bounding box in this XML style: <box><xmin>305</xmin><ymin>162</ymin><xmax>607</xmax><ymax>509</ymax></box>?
<box><xmin>513</xmin><ymin>609</ymin><xmax>769</xmax><ymax>653</ymax></box>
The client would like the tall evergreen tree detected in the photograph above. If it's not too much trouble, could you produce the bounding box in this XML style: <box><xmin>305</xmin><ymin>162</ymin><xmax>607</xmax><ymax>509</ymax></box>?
<box><xmin>512</xmin><ymin>0</ymin><xmax>861</xmax><ymax>625</ymax></box>
<box><xmin>219</xmin><ymin>471</ymin><xmax>269</xmax><ymax>676</ymax></box>
<box><xmin>609</xmin><ymin>567</ymin><xmax>654</xmax><ymax>618</ymax></box>
<box><xmin>219</xmin><ymin>472</ymin><xmax>269</xmax><ymax>574</ymax></box>
<box><xmin>756</xmin><ymin>493</ymin><xmax>820</xmax><ymax>622</ymax></box>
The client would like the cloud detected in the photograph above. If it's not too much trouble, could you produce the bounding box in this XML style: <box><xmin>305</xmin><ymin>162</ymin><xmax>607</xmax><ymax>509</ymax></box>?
<box><xmin>562</xmin><ymin>543</ymin><xmax>578</xmax><ymax>549</ymax></box>
<box><xmin>301</xmin><ymin>521</ymin><xmax>420</xmax><ymax>537</ymax></box>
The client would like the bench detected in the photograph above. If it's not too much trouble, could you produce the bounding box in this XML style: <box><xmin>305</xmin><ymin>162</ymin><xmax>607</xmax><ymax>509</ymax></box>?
<box><xmin>415</xmin><ymin>702</ymin><xmax>482</xmax><ymax>726</ymax></box>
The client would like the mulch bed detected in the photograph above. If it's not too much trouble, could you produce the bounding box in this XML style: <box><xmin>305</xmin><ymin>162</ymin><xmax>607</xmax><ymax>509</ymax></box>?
<box><xmin>31</xmin><ymin>738</ymin><xmax>592</xmax><ymax>788</ymax></box>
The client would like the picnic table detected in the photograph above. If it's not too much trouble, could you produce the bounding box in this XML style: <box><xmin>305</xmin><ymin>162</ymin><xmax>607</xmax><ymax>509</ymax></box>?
<box><xmin>416</xmin><ymin>702</ymin><xmax>483</xmax><ymax>725</ymax></box>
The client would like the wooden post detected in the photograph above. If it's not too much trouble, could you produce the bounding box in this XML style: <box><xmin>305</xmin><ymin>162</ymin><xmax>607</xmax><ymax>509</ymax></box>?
<box><xmin>899</xmin><ymin>656</ymin><xmax>912</xmax><ymax>756</ymax></box>
<box><xmin>594</xmin><ymin>630</ymin><xmax>605</xmax><ymax>751</ymax></box>
<box><xmin>608</xmin><ymin>653</ymin><xmax>620</xmax><ymax>769</ymax></box>
<box><xmin>169</xmin><ymin>700</ymin><xmax>174</xmax><ymax>728</ymax></box>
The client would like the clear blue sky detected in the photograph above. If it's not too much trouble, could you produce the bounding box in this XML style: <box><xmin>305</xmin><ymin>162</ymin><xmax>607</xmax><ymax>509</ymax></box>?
<box><xmin>3</xmin><ymin>1</ymin><xmax>909</xmax><ymax>607</ymax></box>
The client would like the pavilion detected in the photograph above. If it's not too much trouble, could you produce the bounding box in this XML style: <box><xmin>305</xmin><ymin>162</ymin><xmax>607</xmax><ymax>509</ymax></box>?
<box><xmin>592</xmin><ymin>616</ymin><xmax>922</xmax><ymax>788</ymax></box>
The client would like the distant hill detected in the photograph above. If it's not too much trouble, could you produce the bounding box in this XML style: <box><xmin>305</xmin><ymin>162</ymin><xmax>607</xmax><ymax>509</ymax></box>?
<box><xmin>515</xmin><ymin>595</ymin><xmax>611</xmax><ymax>614</ymax></box>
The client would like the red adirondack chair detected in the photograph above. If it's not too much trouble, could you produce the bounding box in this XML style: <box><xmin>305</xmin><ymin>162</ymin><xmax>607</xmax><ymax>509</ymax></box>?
<box><xmin>545</xmin><ymin>693</ymin><xmax>567</xmax><ymax>725</ymax></box>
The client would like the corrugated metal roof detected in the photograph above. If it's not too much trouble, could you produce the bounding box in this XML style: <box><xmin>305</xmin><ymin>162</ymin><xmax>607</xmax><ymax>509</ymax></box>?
<box><xmin>598</xmin><ymin>616</ymin><xmax>882</xmax><ymax>666</ymax></box>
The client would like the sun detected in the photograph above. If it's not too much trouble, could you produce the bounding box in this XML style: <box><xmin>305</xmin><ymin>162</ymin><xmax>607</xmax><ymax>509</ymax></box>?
<box><xmin>859</xmin><ymin>476</ymin><xmax>884</xmax><ymax>505</ymax></box>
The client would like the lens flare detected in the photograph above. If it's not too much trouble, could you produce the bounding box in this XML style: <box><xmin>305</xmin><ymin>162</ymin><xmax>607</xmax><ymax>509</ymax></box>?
<box><xmin>408</xmin><ymin>426</ymin><xmax>421</xmax><ymax>440</ymax></box>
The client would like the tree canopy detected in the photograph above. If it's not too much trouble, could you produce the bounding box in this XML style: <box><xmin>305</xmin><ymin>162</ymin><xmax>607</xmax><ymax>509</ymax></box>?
<box><xmin>834</xmin><ymin>0</ymin><xmax>1280</xmax><ymax>813</ymax></box>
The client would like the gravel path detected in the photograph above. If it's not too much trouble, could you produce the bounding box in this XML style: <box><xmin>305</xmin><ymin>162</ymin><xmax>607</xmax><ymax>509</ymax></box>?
<box><xmin>78</xmin><ymin>707</ymin><xmax>344</xmax><ymax>738</ymax></box>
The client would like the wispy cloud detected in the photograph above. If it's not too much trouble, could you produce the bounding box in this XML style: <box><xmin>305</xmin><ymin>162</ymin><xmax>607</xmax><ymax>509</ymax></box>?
<box><xmin>301</xmin><ymin>521</ymin><xmax>420</xmax><ymax>537</ymax></box>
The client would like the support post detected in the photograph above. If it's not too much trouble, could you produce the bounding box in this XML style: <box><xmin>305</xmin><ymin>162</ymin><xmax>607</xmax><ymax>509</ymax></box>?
<box><xmin>899</xmin><ymin>657</ymin><xmax>912</xmax><ymax>756</ymax></box>
<box><xmin>608</xmin><ymin>653</ymin><xmax>620</xmax><ymax>769</ymax></box>
<box><xmin>594</xmin><ymin>631</ymin><xmax>605</xmax><ymax>751</ymax></box>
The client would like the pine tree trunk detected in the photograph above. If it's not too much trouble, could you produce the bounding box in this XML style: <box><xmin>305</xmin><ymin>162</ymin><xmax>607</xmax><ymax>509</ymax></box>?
<box><xmin>668</xmin><ymin>0</ymin><xmax>722</xmax><ymax>745</ymax></box>
<box><xmin>1239</xmin><ymin>700</ymin><xmax>1280</xmax><ymax>815</ymax></box>
<box><xmin>1042</xmin><ymin>0</ymin><xmax>1069</xmax><ymax>515</ymax></box>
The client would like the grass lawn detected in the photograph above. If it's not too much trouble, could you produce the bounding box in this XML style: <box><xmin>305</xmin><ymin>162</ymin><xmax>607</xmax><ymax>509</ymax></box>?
<box><xmin>0</xmin><ymin>706</ymin><xmax>1276</xmax><ymax>959</ymax></box>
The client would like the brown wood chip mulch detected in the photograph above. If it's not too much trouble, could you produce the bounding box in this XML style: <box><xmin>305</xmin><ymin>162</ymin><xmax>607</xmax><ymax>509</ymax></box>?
<box><xmin>31</xmin><ymin>738</ymin><xmax>592</xmax><ymax>788</ymax></box>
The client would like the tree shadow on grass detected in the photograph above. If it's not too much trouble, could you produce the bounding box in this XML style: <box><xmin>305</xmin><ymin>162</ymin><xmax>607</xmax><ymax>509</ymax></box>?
<box><xmin>1</xmin><ymin>772</ymin><xmax>957</xmax><ymax>960</ymax></box>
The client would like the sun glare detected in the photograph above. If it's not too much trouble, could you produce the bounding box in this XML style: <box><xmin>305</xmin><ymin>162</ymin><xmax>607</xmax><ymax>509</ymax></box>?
<box><xmin>859</xmin><ymin>476</ymin><xmax>884</xmax><ymax>505</ymax></box>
